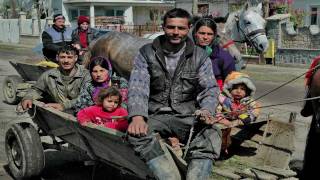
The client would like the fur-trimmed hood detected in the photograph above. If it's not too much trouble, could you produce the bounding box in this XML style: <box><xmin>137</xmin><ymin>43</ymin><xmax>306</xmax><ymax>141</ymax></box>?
<box><xmin>223</xmin><ymin>71</ymin><xmax>256</xmax><ymax>97</ymax></box>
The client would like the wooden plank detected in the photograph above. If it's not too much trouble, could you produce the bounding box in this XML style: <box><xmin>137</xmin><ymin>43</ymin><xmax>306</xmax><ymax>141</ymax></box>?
<box><xmin>253</xmin><ymin>166</ymin><xmax>297</xmax><ymax>177</ymax></box>
<box><xmin>214</xmin><ymin>168</ymin><xmax>242</xmax><ymax>179</ymax></box>
<box><xmin>235</xmin><ymin>168</ymin><xmax>278</xmax><ymax>180</ymax></box>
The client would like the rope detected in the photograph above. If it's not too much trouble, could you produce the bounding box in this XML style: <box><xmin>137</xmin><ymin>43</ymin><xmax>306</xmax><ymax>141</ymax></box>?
<box><xmin>246</xmin><ymin>63</ymin><xmax>320</xmax><ymax>105</ymax></box>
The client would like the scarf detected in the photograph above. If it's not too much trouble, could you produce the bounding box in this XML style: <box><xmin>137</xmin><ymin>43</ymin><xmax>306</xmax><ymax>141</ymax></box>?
<box><xmin>90</xmin><ymin>57</ymin><xmax>113</xmax><ymax>101</ymax></box>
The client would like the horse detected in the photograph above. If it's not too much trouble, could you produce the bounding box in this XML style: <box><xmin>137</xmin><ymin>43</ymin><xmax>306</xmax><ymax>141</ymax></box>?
<box><xmin>210</xmin><ymin>2</ymin><xmax>268</xmax><ymax>70</ymax></box>
<box><xmin>300</xmin><ymin>68</ymin><xmax>320</xmax><ymax>179</ymax></box>
<box><xmin>223</xmin><ymin>3</ymin><xmax>268</xmax><ymax>54</ymax></box>
<box><xmin>88</xmin><ymin>3</ymin><xmax>268</xmax><ymax>79</ymax></box>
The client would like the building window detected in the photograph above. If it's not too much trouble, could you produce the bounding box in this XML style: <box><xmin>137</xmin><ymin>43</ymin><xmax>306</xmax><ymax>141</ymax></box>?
<box><xmin>198</xmin><ymin>4</ymin><xmax>209</xmax><ymax>16</ymax></box>
<box><xmin>69</xmin><ymin>9</ymin><xmax>78</xmax><ymax>21</ymax></box>
<box><xmin>311</xmin><ymin>7</ymin><xmax>318</xmax><ymax>25</ymax></box>
<box><xmin>105</xmin><ymin>9</ymin><xmax>114</xmax><ymax>16</ymax></box>
<box><xmin>116</xmin><ymin>10</ymin><xmax>124</xmax><ymax>16</ymax></box>
<box><xmin>80</xmin><ymin>9</ymin><xmax>89</xmax><ymax>16</ymax></box>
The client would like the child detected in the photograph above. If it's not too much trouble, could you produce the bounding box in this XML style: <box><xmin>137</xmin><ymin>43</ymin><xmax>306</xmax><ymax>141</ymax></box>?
<box><xmin>77</xmin><ymin>87</ymin><xmax>128</xmax><ymax>132</ymax></box>
<box><xmin>216</xmin><ymin>71</ymin><xmax>260</xmax><ymax>154</ymax></box>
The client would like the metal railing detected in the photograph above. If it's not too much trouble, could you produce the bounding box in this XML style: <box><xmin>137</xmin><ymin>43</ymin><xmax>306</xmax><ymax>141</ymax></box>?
<box><xmin>95</xmin><ymin>24</ymin><xmax>162</xmax><ymax>37</ymax></box>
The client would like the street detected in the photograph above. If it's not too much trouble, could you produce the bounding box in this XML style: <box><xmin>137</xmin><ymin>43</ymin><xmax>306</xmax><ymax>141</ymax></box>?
<box><xmin>0</xmin><ymin>48</ymin><xmax>310</xmax><ymax>179</ymax></box>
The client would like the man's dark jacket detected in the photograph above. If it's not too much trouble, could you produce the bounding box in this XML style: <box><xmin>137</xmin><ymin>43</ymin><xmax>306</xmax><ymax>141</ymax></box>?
<box><xmin>128</xmin><ymin>35</ymin><xmax>219</xmax><ymax>118</ymax></box>
<box><xmin>42</xmin><ymin>24</ymin><xmax>79</xmax><ymax>61</ymax></box>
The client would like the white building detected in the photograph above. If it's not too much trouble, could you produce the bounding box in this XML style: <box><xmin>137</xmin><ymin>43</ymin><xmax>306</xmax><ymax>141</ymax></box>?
<box><xmin>291</xmin><ymin>0</ymin><xmax>320</xmax><ymax>26</ymax></box>
<box><xmin>62</xmin><ymin>0</ymin><xmax>175</xmax><ymax>27</ymax></box>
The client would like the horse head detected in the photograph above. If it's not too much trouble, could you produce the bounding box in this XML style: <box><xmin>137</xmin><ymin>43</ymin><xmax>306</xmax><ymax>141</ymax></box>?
<box><xmin>226</xmin><ymin>3</ymin><xmax>269</xmax><ymax>53</ymax></box>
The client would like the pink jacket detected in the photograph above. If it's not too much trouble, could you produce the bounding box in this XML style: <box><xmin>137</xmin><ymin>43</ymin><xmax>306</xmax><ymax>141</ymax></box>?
<box><xmin>77</xmin><ymin>105</ymin><xmax>128</xmax><ymax>132</ymax></box>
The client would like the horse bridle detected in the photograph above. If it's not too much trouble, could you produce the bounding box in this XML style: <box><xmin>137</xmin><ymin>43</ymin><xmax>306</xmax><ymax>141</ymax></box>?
<box><xmin>234</xmin><ymin>14</ymin><xmax>266</xmax><ymax>52</ymax></box>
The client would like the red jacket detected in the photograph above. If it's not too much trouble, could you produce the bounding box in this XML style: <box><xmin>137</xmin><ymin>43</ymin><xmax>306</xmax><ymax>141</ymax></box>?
<box><xmin>305</xmin><ymin>56</ymin><xmax>320</xmax><ymax>86</ymax></box>
<box><xmin>77</xmin><ymin>105</ymin><xmax>128</xmax><ymax>132</ymax></box>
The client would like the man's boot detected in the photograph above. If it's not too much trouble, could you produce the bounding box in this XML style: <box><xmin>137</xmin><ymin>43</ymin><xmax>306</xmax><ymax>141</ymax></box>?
<box><xmin>186</xmin><ymin>159</ymin><xmax>212</xmax><ymax>180</ymax></box>
<box><xmin>147</xmin><ymin>154</ymin><xmax>181</xmax><ymax>180</ymax></box>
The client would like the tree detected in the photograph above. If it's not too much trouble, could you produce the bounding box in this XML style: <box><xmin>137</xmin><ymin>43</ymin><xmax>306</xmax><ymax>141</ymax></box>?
<box><xmin>192</xmin><ymin>0</ymin><xmax>198</xmax><ymax>15</ymax></box>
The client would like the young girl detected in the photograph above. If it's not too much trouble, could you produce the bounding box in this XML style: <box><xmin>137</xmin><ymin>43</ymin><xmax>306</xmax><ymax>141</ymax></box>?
<box><xmin>216</xmin><ymin>71</ymin><xmax>260</xmax><ymax>154</ymax></box>
<box><xmin>77</xmin><ymin>87</ymin><xmax>128</xmax><ymax>132</ymax></box>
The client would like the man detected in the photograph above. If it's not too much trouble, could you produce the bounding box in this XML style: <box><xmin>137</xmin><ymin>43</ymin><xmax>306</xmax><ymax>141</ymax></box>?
<box><xmin>127</xmin><ymin>8</ymin><xmax>221</xmax><ymax>180</ymax></box>
<box><xmin>21</xmin><ymin>46</ymin><xmax>90</xmax><ymax>111</ymax></box>
<box><xmin>42</xmin><ymin>14</ymin><xmax>80</xmax><ymax>62</ymax></box>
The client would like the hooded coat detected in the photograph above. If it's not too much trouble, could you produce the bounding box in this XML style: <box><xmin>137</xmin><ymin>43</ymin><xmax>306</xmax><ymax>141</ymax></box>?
<box><xmin>218</xmin><ymin>71</ymin><xmax>260</xmax><ymax>125</ymax></box>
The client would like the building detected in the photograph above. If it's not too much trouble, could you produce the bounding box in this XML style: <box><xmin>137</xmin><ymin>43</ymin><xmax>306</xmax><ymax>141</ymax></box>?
<box><xmin>175</xmin><ymin>0</ymin><xmax>247</xmax><ymax>17</ymax></box>
<box><xmin>61</xmin><ymin>0</ymin><xmax>175</xmax><ymax>28</ymax></box>
<box><xmin>291</xmin><ymin>0</ymin><xmax>320</xmax><ymax>26</ymax></box>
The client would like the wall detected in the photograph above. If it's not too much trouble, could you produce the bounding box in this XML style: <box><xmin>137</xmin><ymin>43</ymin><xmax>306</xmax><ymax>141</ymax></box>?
<box><xmin>0</xmin><ymin>19</ymin><xmax>19</xmax><ymax>43</ymax></box>
<box><xmin>266</xmin><ymin>14</ymin><xmax>320</xmax><ymax>65</ymax></box>
<box><xmin>292</xmin><ymin>0</ymin><xmax>320</xmax><ymax>26</ymax></box>
<box><xmin>20</xmin><ymin>19</ymin><xmax>47</xmax><ymax>35</ymax></box>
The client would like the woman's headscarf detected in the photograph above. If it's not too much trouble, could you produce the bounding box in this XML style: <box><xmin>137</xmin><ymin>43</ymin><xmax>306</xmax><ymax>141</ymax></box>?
<box><xmin>88</xmin><ymin>56</ymin><xmax>113</xmax><ymax>101</ymax></box>
<box><xmin>192</xmin><ymin>17</ymin><xmax>219</xmax><ymax>55</ymax></box>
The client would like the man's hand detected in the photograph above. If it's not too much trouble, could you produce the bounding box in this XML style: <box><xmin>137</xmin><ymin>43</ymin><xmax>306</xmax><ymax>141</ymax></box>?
<box><xmin>128</xmin><ymin>116</ymin><xmax>148</xmax><ymax>136</ymax></box>
<box><xmin>79</xmin><ymin>50</ymin><xmax>85</xmax><ymax>56</ymax></box>
<box><xmin>195</xmin><ymin>109</ymin><xmax>215</xmax><ymax>125</ymax></box>
<box><xmin>21</xmin><ymin>99</ymin><xmax>33</xmax><ymax>110</ymax></box>
<box><xmin>45</xmin><ymin>103</ymin><xmax>64</xmax><ymax>111</ymax></box>
<box><xmin>72</xmin><ymin>44</ymin><xmax>81</xmax><ymax>50</ymax></box>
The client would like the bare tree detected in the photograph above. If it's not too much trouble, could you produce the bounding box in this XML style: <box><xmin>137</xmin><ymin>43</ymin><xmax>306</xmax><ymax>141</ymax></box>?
<box><xmin>10</xmin><ymin>0</ymin><xmax>17</xmax><ymax>18</ymax></box>
<box><xmin>262</xmin><ymin>0</ymin><xmax>270</xmax><ymax>18</ymax></box>
<box><xmin>192</xmin><ymin>0</ymin><xmax>198</xmax><ymax>15</ymax></box>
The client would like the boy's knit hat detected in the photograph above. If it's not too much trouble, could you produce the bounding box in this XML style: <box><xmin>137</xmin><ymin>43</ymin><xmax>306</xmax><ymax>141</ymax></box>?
<box><xmin>53</xmin><ymin>14</ymin><xmax>65</xmax><ymax>22</ymax></box>
<box><xmin>223</xmin><ymin>71</ymin><xmax>256</xmax><ymax>96</ymax></box>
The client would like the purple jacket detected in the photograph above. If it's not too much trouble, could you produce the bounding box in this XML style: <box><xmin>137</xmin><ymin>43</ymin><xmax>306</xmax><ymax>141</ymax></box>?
<box><xmin>210</xmin><ymin>44</ymin><xmax>236</xmax><ymax>81</ymax></box>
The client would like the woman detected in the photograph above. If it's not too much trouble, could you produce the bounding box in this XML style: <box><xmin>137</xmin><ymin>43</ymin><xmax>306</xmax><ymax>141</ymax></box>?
<box><xmin>75</xmin><ymin>56</ymin><xmax>128</xmax><ymax>113</ymax></box>
<box><xmin>192</xmin><ymin>18</ymin><xmax>236</xmax><ymax>90</ymax></box>
<box><xmin>72</xmin><ymin>16</ymin><xmax>99</xmax><ymax>63</ymax></box>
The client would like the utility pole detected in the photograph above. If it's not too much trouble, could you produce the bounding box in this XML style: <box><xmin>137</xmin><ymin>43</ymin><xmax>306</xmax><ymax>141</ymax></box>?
<box><xmin>192</xmin><ymin>0</ymin><xmax>198</xmax><ymax>15</ymax></box>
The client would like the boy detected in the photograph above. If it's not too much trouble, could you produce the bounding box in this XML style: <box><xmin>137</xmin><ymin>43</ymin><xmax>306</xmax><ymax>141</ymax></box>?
<box><xmin>216</xmin><ymin>71</ymin><xmax>260</xmax><ymax>154</ymax></box>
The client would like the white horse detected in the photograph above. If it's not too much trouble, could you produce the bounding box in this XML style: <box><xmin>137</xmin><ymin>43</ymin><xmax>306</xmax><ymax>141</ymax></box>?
<box><xmin>213</xmin><ymin>2</ymin><xmax>268</xmax><ymax>70</ymax></box>
<box><xmin>223</xmin><ymin>2</ymin><xmax>268</xmax><ymax>53</ymax></box>
<box><xmin>88</xmin><ymin>3</ymin><xmax>268</xmax><ymax>79</ymax></box>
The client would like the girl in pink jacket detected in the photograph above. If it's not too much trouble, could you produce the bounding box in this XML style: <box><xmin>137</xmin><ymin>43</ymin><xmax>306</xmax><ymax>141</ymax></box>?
<box><xmin>77</xmin><ymin>87</ymin><xmax>128</xmax><ymax>132</ymax></box>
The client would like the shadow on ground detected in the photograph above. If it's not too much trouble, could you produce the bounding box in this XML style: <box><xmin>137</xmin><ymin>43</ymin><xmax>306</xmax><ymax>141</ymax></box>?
<box><xmin>3</xmin><ymin>150</ymin><xmax>144</xmax><ymax>180</ymax></box>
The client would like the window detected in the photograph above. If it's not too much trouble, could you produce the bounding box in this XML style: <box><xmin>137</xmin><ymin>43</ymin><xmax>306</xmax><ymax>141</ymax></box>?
<box><xmin>116</xmin><ymin>10</ymin><xmax>124</xmax><ymax>16</ymax></box>
<box><xmin>105</xmin><ymin>9</ymin><xmax>114</xmax><ymax>16</ymax></box>
<box><xmin>311</xmin><ymin>7</ymin><xmax>318</xmax><ymax>25</ymax></box>
<box><xmin>69</xmin><ymin>9</ymin><xmax>78</xmax><ymax>21</ymax></box>
<box><xmin>79</xmin><ymin>9</ymin><xmax>89</xmax><ymax>16</ymax></box>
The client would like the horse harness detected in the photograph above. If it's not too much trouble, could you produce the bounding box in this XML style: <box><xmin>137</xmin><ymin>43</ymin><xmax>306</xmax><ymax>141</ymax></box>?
<box><xmin>234</xmin><ymin>15</ymin><xmax>266</xmax><ymax>51</ymax></box>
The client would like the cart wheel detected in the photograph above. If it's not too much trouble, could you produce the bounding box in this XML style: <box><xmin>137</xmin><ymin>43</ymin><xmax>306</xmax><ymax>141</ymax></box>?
<box><xmin>5</xmin><ymin>123</ymin><xmax>45</xmax><ymax>179</ymax></box>
<box><xmin>3</xmin><ymin>75</ymin><xmax>23</xmax><ymax>104</ymax></box>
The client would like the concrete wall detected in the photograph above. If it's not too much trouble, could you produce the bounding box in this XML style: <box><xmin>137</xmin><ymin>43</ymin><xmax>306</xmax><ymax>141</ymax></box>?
<box><xmin>276</xmin><ymin>48</ymin><xmax>320</xmax><ymax>65</ymax></box>
<box><xmin>20</xmin><ymin>19</ymin><xmax>47</xmax><ymax>36</ymax></box>
<box><xmin>266</xmin><ymin>14</ymin><xmax>320</xmax><ymax>65</ymax></box>
<box><xmin>0</xmin><ymin>19</ymin><xmax>19</xmax><ymax>43</ymax></box>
